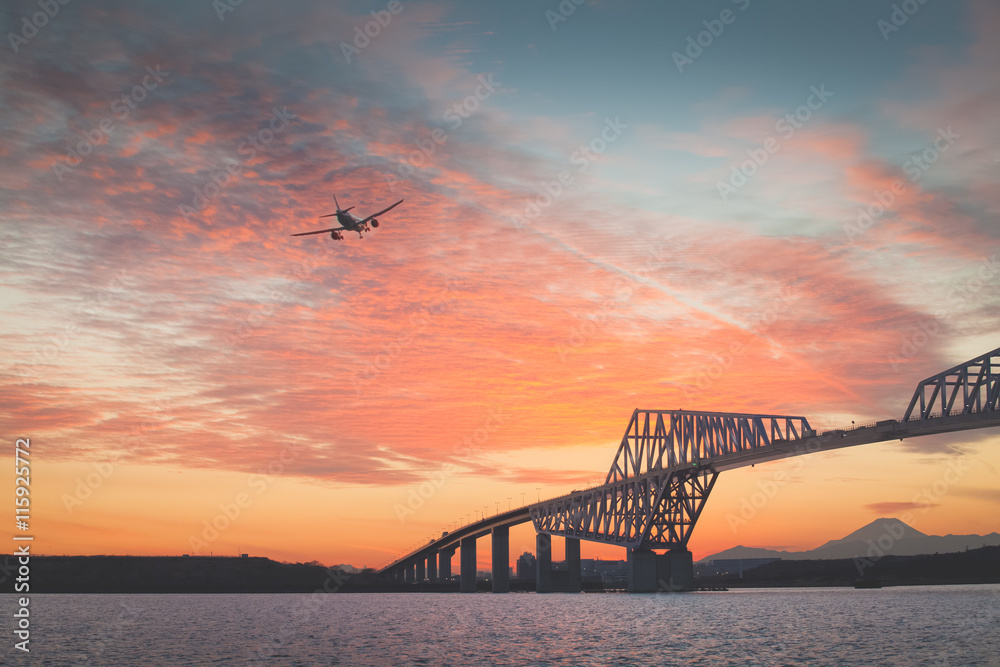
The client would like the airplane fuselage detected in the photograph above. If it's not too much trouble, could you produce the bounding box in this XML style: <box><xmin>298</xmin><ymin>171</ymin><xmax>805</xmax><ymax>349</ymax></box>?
<box><xmin>337</xmin><ymin>212</ymin><xmax>363</xmax><ymax>231</ymax></box>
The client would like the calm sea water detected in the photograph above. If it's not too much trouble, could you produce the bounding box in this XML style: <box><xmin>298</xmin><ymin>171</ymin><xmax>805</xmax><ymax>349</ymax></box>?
<box><xmin>3</xmin><ymin>586</ymin><xmax>998</xmax><ymax>666</ymax></box>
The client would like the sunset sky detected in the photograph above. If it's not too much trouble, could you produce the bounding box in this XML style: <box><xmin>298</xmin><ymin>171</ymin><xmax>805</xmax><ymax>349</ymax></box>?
<box><xmin>2</xmin><ymin>0</ymin><xmax>999</xmax><ymax>570</ymax></box>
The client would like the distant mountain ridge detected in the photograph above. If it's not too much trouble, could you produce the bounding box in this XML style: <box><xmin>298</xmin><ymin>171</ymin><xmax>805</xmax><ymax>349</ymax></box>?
<box><xmin>700</xmin><ymin>518</ymin><xmax>1000</xmax><ymax>562</ymax></box>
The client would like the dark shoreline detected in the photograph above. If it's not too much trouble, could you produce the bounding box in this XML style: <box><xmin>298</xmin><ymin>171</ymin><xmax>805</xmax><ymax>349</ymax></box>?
<box><xmin>5</xmin><ymin>546</ymin><xmax>997</xmax><ymax>594</ymax></box>
<box><xmin>710</xmin><ymin>544</ymin><xmax>1000</xmax><ymax>589</ymax></box>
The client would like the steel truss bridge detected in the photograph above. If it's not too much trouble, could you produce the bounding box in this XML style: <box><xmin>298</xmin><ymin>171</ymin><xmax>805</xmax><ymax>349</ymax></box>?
<box><xmin>378</xmin><ymin>346</ymin><xmax>1000</xmax><ymax>592</ymax></box>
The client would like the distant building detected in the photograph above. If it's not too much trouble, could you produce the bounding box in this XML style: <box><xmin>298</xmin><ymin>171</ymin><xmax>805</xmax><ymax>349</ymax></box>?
<box><xmin>582</xmin><ymin>558</ymin><xmax>627</xmax><ymax>584</ymax></box>
<box><xmin>696</xmin><ymin>557</ymin><xmax>780</xmax><ymax>578</ymax></box>
<box><xmin>516</xmin><ymin>552</ymin><xmax>536</xmax><ymax>580</ymax></box>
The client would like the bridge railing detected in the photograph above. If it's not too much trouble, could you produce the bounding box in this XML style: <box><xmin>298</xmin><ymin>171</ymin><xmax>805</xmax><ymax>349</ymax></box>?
<box><xmin>903</xmin><ymin>346</ymin><xmax>1000</xmax><ymax>422</ymax></box>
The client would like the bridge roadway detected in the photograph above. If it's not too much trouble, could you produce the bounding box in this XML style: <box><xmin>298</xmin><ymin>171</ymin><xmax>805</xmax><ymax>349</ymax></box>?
<box><xmin>377</xmin><ymin>345</ymin><xmax>1000</xmax><ymax>592</ymax></box>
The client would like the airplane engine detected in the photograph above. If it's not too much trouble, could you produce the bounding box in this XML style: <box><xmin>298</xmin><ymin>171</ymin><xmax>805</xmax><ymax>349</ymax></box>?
<box><xmin>370</xmin><ymin>218</ymin><xmax>379</xmax><ymax>228</ymax></box>
<box><xmin>331</xmin><ymin>231</ymin><xmax>342</xmax><ymax>240</ymax></box>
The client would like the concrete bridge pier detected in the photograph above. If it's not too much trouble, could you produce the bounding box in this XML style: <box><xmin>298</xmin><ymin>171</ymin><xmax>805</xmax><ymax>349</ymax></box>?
<box><xmin>565</xmin><ymin>537</ymin><xmax>581</xmax><ymax>592</ymax></box>
<box><xmin>536</xmin><ymin>533</ymin><xmax>553</xmax><ymax>593</ymax></box>
<box><xmin>627</xmin><ymin>549</ymin><xmax>656</xmax><ymax>592</ymax></box>
<box><xmin>405</xmin><ymin>562</ymin><xmax>415</xmax><ymax>583</ymax></box>
<box><xmin>492</xmin><ymin>526</ymin><xmax>510</xmax><ymax>593</ymax></box>
<box><xmin>663</xmin><ymin>549</ymin><xmax>694</xmax><ymax>591</ymax></box>
<box><xmin>440</xmin><ymin>547</ymin><xmax>454</xmax><ymax>581</ymax></box>
<box><xmin>427</xmin><ymin>553</ymin><xmax>437</xmax><ymax>582</ymax></box>
<box><xmin>460</xmin><ymin>536</ymin><xmax>477</xmax><ymax>593</ymax></box>
<box><xmin>627</xmin><ymin>548</ymin><xmax>694</xmax><ymax>592</ymax></box>
<box><xmin>416</xmin><ymin>559</ymin><xmax>425</xmax><ymax>582</ymax></box>
<box><xmin>535</xmin><ymin>535</ymin><xmax>581</xmax><ymax>593</ymax></box>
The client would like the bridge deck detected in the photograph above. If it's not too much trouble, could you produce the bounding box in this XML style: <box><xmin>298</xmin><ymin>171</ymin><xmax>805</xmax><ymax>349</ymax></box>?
<box><xmin>378</xmin><ymin>507</ymin><xmax>532</xmax><ymax>574</ymax></box>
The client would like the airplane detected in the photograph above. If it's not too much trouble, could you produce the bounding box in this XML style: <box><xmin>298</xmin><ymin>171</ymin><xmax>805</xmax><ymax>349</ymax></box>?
<box><xmin>291</xmin><ymin>196</ymin><xmax>404</xmax><ymax>240</ymax></box>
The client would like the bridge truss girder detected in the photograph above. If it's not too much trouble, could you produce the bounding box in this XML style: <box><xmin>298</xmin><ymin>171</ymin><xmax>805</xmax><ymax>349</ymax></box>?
<box><xmin>530</xmin><ymin>466</ymin><xmax>717</xmax><ymax>550</ymax></box>
<box><xmin>607</xmin><ymin>410</ymin><xmax>812</xmax><ymax>484</ymax></box>
<box><xmin>648</xmin><ymin>467</ymin><xmax>718</xmax><ymax>548</ymax></box>
<box><xmin>904</xmin><ymin>346</ymin><xmax>1000</xmax><ymax>422</ymax></box>
<box><xmin>532</xmin><ymin>408</ymin><xmax>806</xmax><ymax>551</ymax></box>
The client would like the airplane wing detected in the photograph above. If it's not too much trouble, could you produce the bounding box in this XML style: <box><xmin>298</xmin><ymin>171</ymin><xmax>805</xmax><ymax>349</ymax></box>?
<box><xmin>291</xmin><ymin>226</ymin><xmax>346</xmax><ymax>237</ymax></box>
<box><xmin>357</xmin><ymin>199</ymin><xmax>404</xmax><ymax>225</ymax></box>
